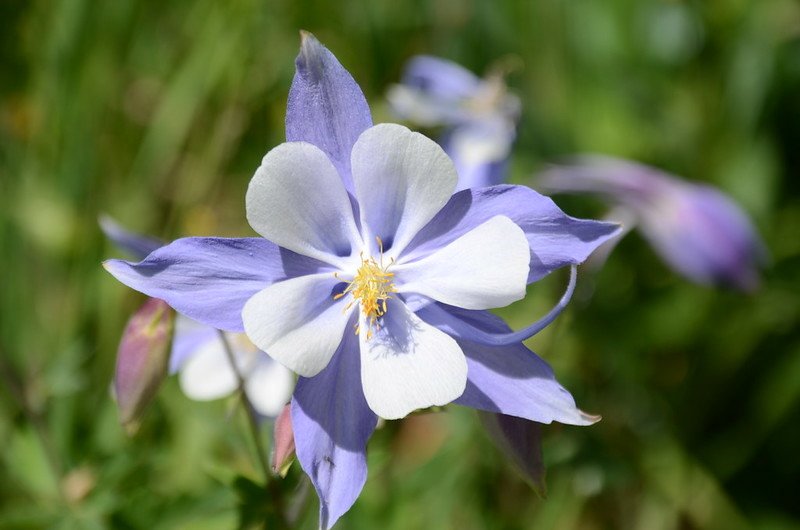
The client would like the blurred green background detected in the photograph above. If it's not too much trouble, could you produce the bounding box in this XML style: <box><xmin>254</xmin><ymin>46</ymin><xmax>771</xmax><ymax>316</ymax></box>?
<box><xmin>2</xmin><ymin>0</ymin><xmax>799</xmax><ymax>528</ymax></box>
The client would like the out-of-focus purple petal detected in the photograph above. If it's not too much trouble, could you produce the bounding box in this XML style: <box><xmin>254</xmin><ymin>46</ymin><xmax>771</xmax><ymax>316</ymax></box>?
<box><xmin>291</xmin><ymin>327</ymin><xmax>378</xmax><ymax>529</ymax></box>
<box><xmin>387</xmin><ymin>56</ymin><xmax>481</xmax><ymax>127</ymax></box>
<box><xmin>272</xmin><ymin>404</ymin><xmax>296</xmax><ymax>477</ymax></box>
<box><xmin>99</xmin><ymin>215</ymin><xmax>163</xmax><ymax>260</ymax></box>
<box><xmin>104</xmin><ymin>237</ymin><xmax>328</xmax><ymax>332</ymax></box>
<box><xmin>437</xmin><ymin>307</ymin><xmax>599</xmax><ymax>426</ymax></box>
<box><xmin>388</xmin><ymin>56</ymin><xmax>521</xmax><ymax>191</ymax></box>
<box><xmin>641</xmin><ymin>184</ymin><xmax>765</xmax><ymax>290</ymax></box>
<box><xmin>539</xmin><ymin>156</ymin><xmax>767</xmax><ymax>290</ymax></box>
<box><xmin>404</xmin><ymin>185</ymin><xmax>622</xmax><ymax>283</ymax></box>
<box><xmin>537</xmin><ymin>156</ymin><xmax>661</xmax><ymax>201</ymax></box>
<box><xmin>402</xmin><ymin>55</ymin><xmax>482</xmax><ymax>100</ymax></box>
<box><xmin>114</xmin><ymin>298</ymin><xmax>174</xmax><ymax>432</ymax></box>
<box><xmin>286</xmin><ymin>32</ymin><xmax>373</xmax><ymax>193</ymax></box>
<box><xmin>479</xmin><ymin>411</ymin><xmax>546</xmax><ymax>495</ymax></box>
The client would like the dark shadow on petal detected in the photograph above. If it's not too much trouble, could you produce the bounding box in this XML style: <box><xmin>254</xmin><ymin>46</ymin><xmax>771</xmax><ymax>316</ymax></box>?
<box><xmin>403</xmin><ymin>188</ymin><xmax>474</xmax><ymax>256</ymax></box>
<box><xmin>280</xmin><ymin>246</ymin><xmax>334</xmax><ymax>278</ymax></box>
<box><xmin>330</xmin><ymin>282</ymin><xmax>348</xmax><ymax>299</ymax></box>
<box><xmin>368</xmin><ymin>300</ymin><xmax>424</xmax><ymax>359</ymax></box>
<box><xmin>458</xmin><ymin>379</ymin><xmax>501</xmax><ymax>411</ymax></box>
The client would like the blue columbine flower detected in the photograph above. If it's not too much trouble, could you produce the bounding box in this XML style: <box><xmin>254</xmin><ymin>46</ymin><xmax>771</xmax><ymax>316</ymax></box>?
<box><xmin>538</xmin><ymin>155</ymin><xmax>767</xmax><ymax>291</ymax></box>
<box><xmin>103</xmin><ymin>33</ymin><xmax>620</xmax><ymax>529</ymax></box>
<box><xmin>388</xmin><ymin>55</ymin><xmax>520</xmax><ymax>190</ymax></box>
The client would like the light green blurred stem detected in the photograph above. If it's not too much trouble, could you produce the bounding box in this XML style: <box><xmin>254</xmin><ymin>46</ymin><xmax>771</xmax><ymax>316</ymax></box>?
<box><xmin>215</xmin><ymin>331</ymin><xmax>288</xmax><ymax>524</ymax></box>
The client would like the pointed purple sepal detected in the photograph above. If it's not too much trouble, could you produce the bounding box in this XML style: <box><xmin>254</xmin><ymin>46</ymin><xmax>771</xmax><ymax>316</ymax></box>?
<box><xmin>291</xmin><ymin>329</ymin><xmax>378</xmax><ymax>529</ymax></box>
<box><xmin>286</xmin><ymin>32</ymin><xmax>373</xmax><ymax>193</ymax></box>
<box><xmin>439</xmin><ymin>307</ymin><xmax>599</xmax><ymax>426</ymax></box>
<box><xmin>405</xmin><ymin>184</ymin><xmax>623</xmax><ymax>283</ymax></box>
<box><xmin>103</xmin><ymin>237</ymin><xmax>327</xmax><ymax>332</ymax></box>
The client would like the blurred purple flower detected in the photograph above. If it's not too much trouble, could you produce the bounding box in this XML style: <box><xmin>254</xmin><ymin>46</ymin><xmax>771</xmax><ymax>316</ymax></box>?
<box><xmin>539</xmin><ymin>156</ymin><xmax>767</xmax><ymax>291</ymax></box>
<box><xmin>388</xmin><ymin>55</ymin><xmax>520</xmax><ymax>190</ymax></box>
<box><xmin>101</xmin><ymin>217</ymin><xmax>293</xmax><ymax>417</ymax></box>
<box><xmin>103</xmin><ymin>33</ymin><xmax>619</xmax><ymax>529</ymax></box>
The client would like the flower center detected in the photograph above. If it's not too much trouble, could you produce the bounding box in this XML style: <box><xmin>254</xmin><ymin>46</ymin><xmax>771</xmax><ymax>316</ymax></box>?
<box><xmin>334</xmin><ymin>238</ymin><xmax>397</xmax><ymax>339</ymax></box>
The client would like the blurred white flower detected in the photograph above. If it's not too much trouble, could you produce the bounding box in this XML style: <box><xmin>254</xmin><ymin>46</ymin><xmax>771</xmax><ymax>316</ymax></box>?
<box><xmin>171</xmin><ymin>316</ymin><xmax>295</xmax><ymax>417</ymax></box>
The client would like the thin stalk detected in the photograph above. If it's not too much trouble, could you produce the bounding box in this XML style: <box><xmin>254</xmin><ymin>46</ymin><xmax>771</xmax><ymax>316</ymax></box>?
<box><xmin>216</xmin><ymin>331</ymin><xmax>287</xmax><ymax>524</ymax></box>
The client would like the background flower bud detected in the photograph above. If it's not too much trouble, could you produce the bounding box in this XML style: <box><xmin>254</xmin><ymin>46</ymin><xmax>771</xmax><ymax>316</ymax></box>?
<box><xmin>114</xmin><ymin>298</ymin><xmax>174</xmax><ymax>433</ymax></box>
<box><xmin>272</xmin><ymin>404</ymin><xmax>295</xmax><ymax>477</ymax></box>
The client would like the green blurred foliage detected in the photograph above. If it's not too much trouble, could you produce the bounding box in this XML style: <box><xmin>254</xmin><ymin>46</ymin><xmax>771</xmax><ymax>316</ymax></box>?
<box><xmin>1</xmin><ymin>0</ymin><xmax>799</xmax><ymax>528</ymax></box>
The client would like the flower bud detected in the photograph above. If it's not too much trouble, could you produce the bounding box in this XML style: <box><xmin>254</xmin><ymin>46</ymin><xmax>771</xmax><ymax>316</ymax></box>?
<box><xmin>271</xmin><ymin>404</ymin><xmax>295</xmax><ymax>477</ymax></box>
<box><xmin>114</xmin><ymin>298</ymin><xmax>174</xmax><ymax>433</ymax></box>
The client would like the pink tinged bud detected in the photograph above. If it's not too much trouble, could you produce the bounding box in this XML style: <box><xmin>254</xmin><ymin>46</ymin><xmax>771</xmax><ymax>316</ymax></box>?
<box><xmin>114</xmin><ymin>298</ymin><xmax>174</xmax><ymax>433</ymax></box>
<box><xmin>479</xmin><ymin>412</ymin><xmax>547</xmax><ymax>496</ymax></box>
<box><xmin>272</xmin><ymin>404</ymin><xmax>295</xmax><ymax>477</ymax></box>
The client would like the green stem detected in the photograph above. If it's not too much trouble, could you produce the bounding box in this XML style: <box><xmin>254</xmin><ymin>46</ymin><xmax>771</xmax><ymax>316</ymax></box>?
<box><xmin>215</xmin><ymin>331</ymin><xmax>287</xmax><ymax>524</ymax></box>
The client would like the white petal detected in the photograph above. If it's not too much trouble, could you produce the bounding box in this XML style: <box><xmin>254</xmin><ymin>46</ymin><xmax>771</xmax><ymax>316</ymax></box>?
<box><xmin>177</xmin><ymin>336</ymin><xmax>238</xmax><ymax>401</ymax></box>
<box><xmin>449</xmin><ymin>118</ymin><xmax>514</xmax><ymax>166</ymax></box>
<box><xmin>386</xmin><ymin>85</ymin><xmax>467</xmax><ymax>126</ymax></box>
<box><xmin>245</xmin><ymin>358</ymin><xmax>295</xmax><ymax>417</ymax></box>
<box><xmin>242</xmin><ymin>274</ymin><xmax>351</xmax><ymax>377</ymax></box>
<box><xmin>396</xmin><ymin>215</ymin><xmax>530</xmax><ymax>309</ymax></box>
<box><xmin>359</xmin><ymin>300</ymin><xmax>467</xmax><ymax>419</ymax></box>
<box><xmin>246</xmin><ymin>142</ymin><xmax>360</xmax><ymax>264</ymax></box>
<box><xmin>350</xmin><ymin>124</ymin><xmax>457</xmax><ymax>257</ymax></box>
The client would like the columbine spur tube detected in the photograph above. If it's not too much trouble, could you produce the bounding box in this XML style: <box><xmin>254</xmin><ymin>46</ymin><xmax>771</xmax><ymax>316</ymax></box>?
<box><xmin>103</xmin><ymin>33</ymin><xmax>620</xmax><ymax>529</ymax></box>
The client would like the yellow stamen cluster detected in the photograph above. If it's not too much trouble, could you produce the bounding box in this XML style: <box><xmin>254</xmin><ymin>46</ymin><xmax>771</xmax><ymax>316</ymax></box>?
<box><xmin>334</xmin><ymin>238</ymin><xmax>396</xmax><ymax>339</ymax></box>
